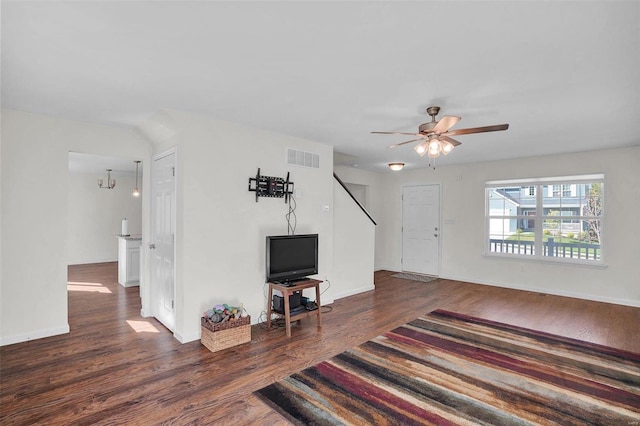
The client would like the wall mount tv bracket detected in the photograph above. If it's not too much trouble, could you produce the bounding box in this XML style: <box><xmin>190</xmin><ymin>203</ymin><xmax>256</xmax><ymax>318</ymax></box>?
<box><xmin>248</xmin><ymin>168</ymin><xmax>294</xmax><ymax>202</ymax></box>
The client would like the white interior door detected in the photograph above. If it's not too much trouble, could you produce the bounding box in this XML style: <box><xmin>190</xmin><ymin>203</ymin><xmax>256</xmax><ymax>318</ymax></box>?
<box><xmin>150</xmin><ymin>151</ymin><xmax>176</xmax><ymax>331</ymax></box>
<box><xmin>402</xmin><ymin>185</ymin><xmax>440</xmax><ymax>275</ymax></box>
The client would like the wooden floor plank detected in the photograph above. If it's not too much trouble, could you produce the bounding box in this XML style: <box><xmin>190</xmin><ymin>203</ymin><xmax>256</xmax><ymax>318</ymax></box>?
<box><xmin>1</xmin><ymin>263</ymin><xmax>638</xmax><ymax>424</ymax></box>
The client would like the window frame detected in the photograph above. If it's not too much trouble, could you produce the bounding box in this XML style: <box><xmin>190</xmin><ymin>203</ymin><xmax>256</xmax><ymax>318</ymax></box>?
<box><xmin>485</xmin><ymin>174</ymin><xmax>604</xmax><ymax>266</ymax></box>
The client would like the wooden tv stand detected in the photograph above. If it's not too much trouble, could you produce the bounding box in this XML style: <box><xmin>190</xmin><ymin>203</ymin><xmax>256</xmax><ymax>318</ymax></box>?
<box><xmin>267</xmin><ymin>279</ymin><xmax>322</xmax><ymax>337</ymax></box>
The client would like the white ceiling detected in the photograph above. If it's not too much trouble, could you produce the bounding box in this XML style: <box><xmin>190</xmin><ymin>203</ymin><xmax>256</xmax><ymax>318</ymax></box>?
<box><xmin>3</xmin><ymin>1</ymin><xmax>639</xmax><ymax>172</ymax></box>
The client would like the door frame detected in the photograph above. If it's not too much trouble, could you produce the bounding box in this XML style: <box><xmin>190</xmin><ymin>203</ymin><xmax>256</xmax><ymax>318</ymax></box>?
<box><xmin>401</xmin><ymin>183</ymin><xmax>442</xmax><ymax>276</ymax></box>
<box><xmin>149</xmin><ymin>148</ymin><xmax>177</xmax><ymax>333</ymax></box>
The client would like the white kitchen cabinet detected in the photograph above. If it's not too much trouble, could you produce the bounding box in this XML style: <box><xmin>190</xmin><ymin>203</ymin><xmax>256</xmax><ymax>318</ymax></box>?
<box><xmin>118</xmin><ymin>236</ymin><xmax>141</xmax><ymax>286</ymax></box>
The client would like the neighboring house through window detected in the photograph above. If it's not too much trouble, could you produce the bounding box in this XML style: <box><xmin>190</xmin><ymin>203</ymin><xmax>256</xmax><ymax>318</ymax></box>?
<box><xmin>486</xmin><ymin>174</ymin><xmax>604</xmax><ymax>264</ymax></box>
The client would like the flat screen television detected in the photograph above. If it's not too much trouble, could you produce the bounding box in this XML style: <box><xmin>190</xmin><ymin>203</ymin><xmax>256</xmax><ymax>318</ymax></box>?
<box><xmin>266</xmin><ymin>234</ymin><xmax>318</xmax><ymax>284</ymax></box>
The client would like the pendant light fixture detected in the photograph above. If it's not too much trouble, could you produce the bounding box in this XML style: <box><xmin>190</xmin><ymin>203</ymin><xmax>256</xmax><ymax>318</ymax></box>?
<box><xmin>98</xmin><ymin>169</ymin><xmax>116</xmax><ymax>189</ymax></box>
<box><xmin>132</xmin><ymin>160</ymin><xmax>141</xmax><ymax>197</ymax></box>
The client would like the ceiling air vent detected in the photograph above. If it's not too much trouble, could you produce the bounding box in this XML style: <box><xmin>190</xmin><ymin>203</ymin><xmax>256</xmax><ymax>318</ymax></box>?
<box><xmin>287</xmin><ymin>148</ymin><xmax>319</xmax><ymax>169</ymax></box>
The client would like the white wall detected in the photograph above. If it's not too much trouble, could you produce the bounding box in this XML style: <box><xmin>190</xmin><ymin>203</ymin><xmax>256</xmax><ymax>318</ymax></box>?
<box><xmin>333</xmin><ymin>180</ymin><xmax>376</xmax><ymax>299</ymax></box>
<box><xmin>376</xmin><ymin>146</ymin><xmax>640</xmax><ymax>307</ymax></box>
<box><xmin>67</xmin><ymin>171</ymin><xmax>143</xmax><ymax>265</ymax></box>
<box><xmin>333</xmin><ymin>165</ymin><xmax>390</xmax><ymax>270</ymax></box>
<box><xmin>142</xmin><ymin>110</ymin><xmax>336</xmax><ymax>343</ymax></box>
<box><xmin>0</xmin><ymin>109</ymin><xmax>151</xmax><ymax>346</ymax></box>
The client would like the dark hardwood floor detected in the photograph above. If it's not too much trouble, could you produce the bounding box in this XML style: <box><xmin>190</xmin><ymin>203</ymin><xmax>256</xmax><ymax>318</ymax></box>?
<box><xmin>1</xmin><ymin>262</ymin><xmax>639</xmax><ymax>425</ymax></box>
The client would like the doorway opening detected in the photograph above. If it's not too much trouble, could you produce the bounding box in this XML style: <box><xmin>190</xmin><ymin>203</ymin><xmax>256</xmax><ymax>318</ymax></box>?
<box><xmin>67</xmin><ymin>152</ymin><xmax>144</xmax><ymax>327</ymax></box>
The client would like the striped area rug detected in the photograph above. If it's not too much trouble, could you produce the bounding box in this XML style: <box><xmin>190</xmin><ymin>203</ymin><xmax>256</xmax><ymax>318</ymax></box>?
<box><xmin>255</xmin><ymin>309</ymin><xmax>640</xmax><ymax>425</ymax></box>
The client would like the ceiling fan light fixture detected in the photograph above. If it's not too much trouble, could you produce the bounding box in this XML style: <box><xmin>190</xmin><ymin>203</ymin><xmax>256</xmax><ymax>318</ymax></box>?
<box><xmin>441</xmin><ymin>141</ymin><xmax>454</xmax><ymax>155</ymax></box>
<box><xmin>414</xmin><ymin>141</ymin><xmax>428</xmax><ymax>156</ymax></box>
<box><xmin>428</xmin><ymin>138</ymin><xmax>442</xmax><ymax>156</ymax></box>
<box><xmin>373</xmin><ymin>105</ymin><xmax>509</xmax><ymax>167</ymax></box>
<box><xmin>427</xmin><ymin>149</ymin><xmax>440</xmax><ymax>159</ymax></box>
<box><xmin>388</xmin><ymin>162</ymin><xmax>405</xmax><ymax>171</ymax></box>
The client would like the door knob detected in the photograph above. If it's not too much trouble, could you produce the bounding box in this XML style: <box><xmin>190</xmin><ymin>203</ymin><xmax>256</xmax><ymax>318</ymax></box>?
<box><xmin>434</xmin><ymin>234</ymin><xmax>439</xmax><ymax>237</ymax></box>
<box><xmin>149</xmin><ymin>243</ymin><xmax>156</xmax><ymax>249</ymax></box>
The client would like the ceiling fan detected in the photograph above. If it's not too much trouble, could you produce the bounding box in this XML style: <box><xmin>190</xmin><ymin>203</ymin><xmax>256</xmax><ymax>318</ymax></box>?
<box><xmin>372</xmin><ymin>106</ymin><xmax>509</xmax><ymax>167</ymax></box>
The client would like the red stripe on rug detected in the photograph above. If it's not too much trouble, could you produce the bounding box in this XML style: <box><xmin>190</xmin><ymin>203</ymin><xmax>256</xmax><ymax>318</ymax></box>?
<box><xmin>314</xmin><ymin>360</ymin><xmax>458</xmax><ymax>425</ymax></box>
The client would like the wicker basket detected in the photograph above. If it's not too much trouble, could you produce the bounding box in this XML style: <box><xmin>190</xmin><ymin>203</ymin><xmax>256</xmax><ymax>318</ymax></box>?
<box><xmin>200</xmin><ymin>316</ymin><xmax>251</xmax><ymax>352</ymax></box>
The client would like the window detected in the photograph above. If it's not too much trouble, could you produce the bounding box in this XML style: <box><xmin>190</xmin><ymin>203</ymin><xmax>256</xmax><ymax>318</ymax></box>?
<box><xmin>486</xmin><ymin>175</ymin><xmax>603</xmax><ymax>264</ymax></box>
<box><xmin>551</xmin><ymin>184</ymin><xmax>572</xmax><ymax>197</ymax></box>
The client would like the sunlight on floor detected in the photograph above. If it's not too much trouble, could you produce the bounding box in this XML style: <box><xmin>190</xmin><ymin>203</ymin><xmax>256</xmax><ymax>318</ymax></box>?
<box><xmin>127</xmin><ymin>320</ymin><xmax>161</xmax><ymax>333</ymax></box>
<box><xmin>67</xmin><ymin>281</ymin><xmax>112</xmax><ymax>294</ymax></box>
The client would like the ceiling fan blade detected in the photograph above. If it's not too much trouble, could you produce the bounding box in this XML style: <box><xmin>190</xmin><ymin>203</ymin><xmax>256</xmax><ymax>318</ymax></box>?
<box><xmin>444</xmin><ymin>123</ymin><xmax>509</xmax><ymax>136</ymax></box>
<box><xmin>371</xmin><ymin>131</ymin><xmax>420</xmax><ymax>136</ymax></box>
<box><xmin>440</xmin><ymin>136</ymin><xmax>462</xmax><ymax>146</ymax></box>
<box><xmin>432</xmin><ymin>115</ymin><xmax>461</xmax><ymax>133</ymax></box>
<box><xmin>387</xmin><ymin>138</ymin><xmax>421</xmax><ymax>149</ymax></box>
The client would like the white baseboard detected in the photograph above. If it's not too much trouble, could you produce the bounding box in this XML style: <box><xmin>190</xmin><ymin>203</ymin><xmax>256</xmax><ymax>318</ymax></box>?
<box><xmin>440</xmin><ymin>273</ymin><xmax>640</xmax><ymax>308</ymax></box>
<box><xmin>175</xmin><ymin>330</ymin><xmax>199</xmax><ymax>344</ymax></box>
<box><xmin>333</xmin><ymin>284</ymin><xmax>375</xmax><ymax>300</ymax></box>
<box><xmin>375</xmin><ymin>266</ymin><xmax>401</xmax><ymax>273</ymax></box>
<box><xmin>0</xmin><ymin>324</ymin><xmax>70</xmax><ymax>347</ymax></box>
